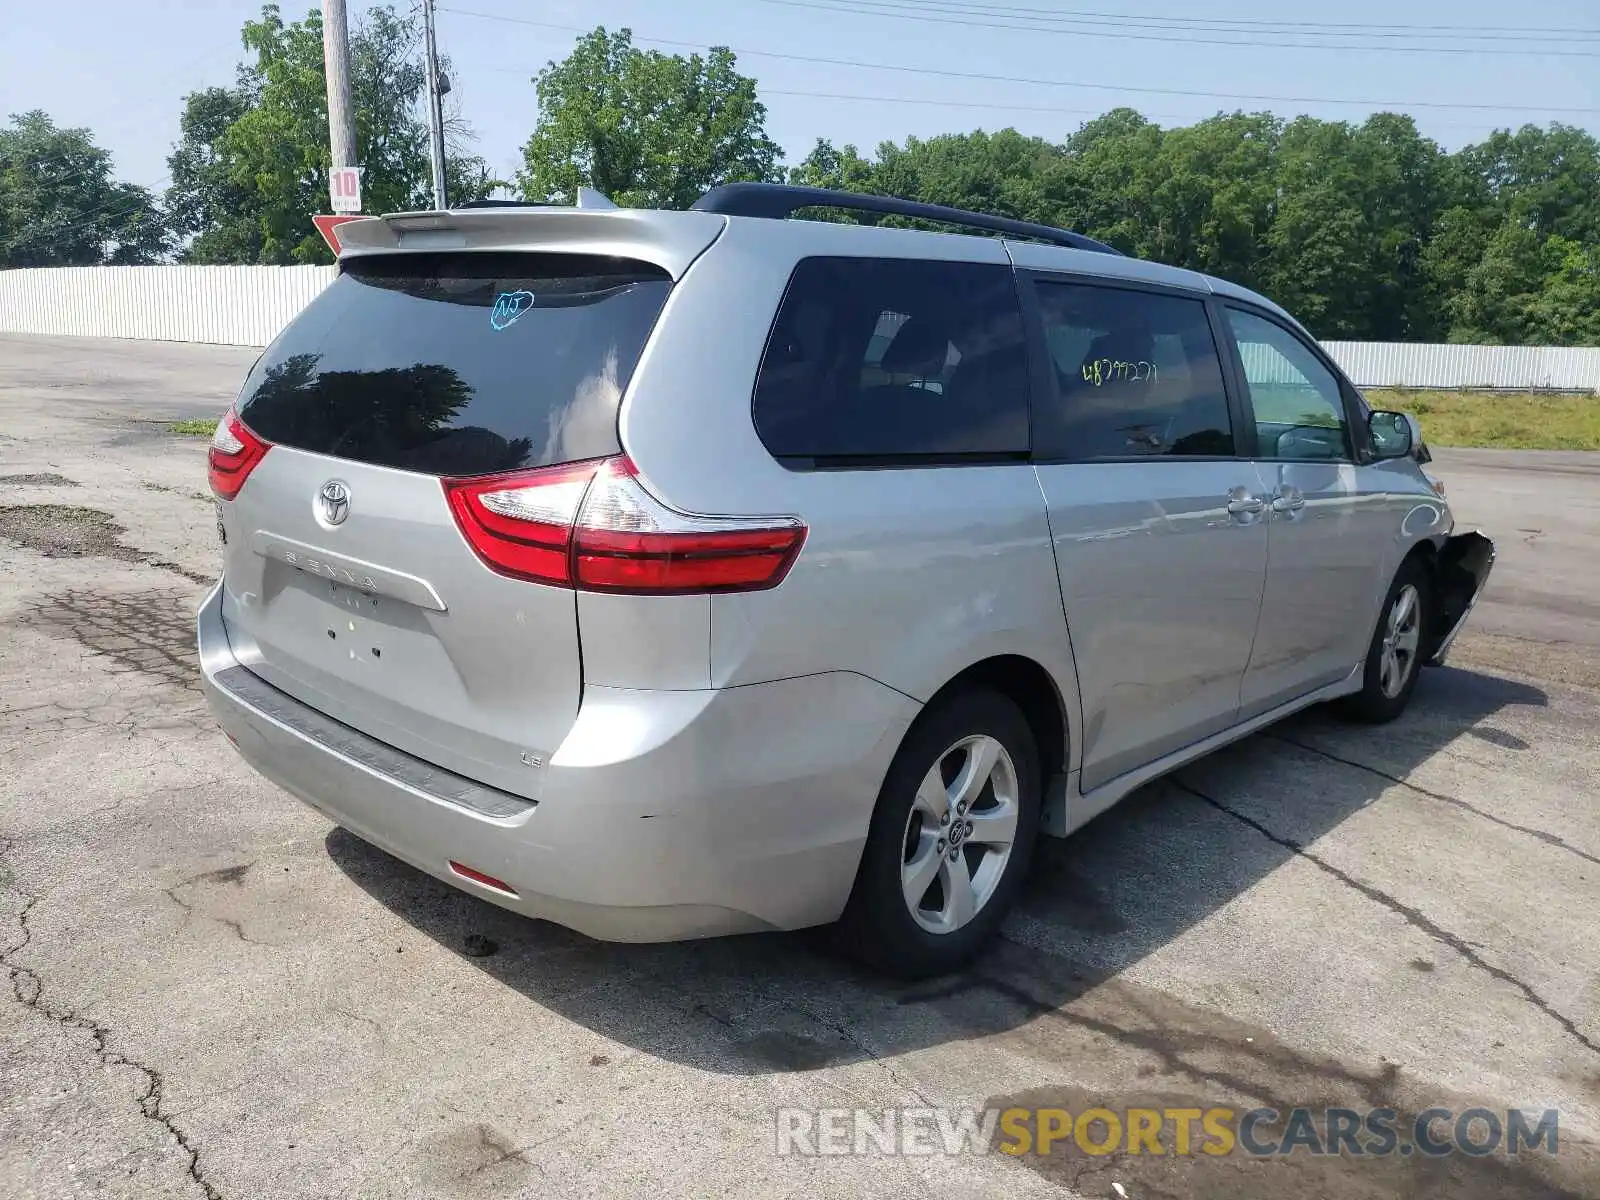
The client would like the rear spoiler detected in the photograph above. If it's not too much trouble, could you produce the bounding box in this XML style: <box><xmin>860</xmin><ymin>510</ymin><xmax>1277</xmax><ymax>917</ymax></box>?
<box><xmin>331</xmin><ymin>205</ymin><xmax>727</xmax><ymax>281</ymax></box>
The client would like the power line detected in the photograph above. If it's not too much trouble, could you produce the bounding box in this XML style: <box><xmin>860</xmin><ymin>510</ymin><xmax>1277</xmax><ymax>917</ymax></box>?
<box><xmin>759</xmin><ymin>87</ymin><xmax>1151</xmax><ymax>118</ymax></box>
<box><xmin>753</xmin><ymin>0</ymin><xmax>1600</xmax><ymax>55</ymax></box>
<box><xmin>480</xmin><ymin>66</ymin><xmax>1510</xmax><ymax>129</ymax></box>
<box><xmin>752</xmin><ymin>88</ymin><xmax>1511</xmax><ymax>130</ymax></box>
<box><xmin>438</xmin><ymin>7</ymin><xmax>1600</xmax><ymax>114</ymax></box>
<box><xmin>834</xmin><ymin>0</ymin><xmax>1600</xmax><ymax>39</ymax></box>
<box><xmin>0</xmin><ymin>44</ymin><xmax>244</xmax><ymax>203</ymax></box>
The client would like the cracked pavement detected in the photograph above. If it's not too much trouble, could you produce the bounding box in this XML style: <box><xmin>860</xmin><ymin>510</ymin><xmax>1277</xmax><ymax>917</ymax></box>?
<box><xmin>1</xmin><ymin>333</ymin><xmax>1598</xmax><ymax>1198</ymax></box>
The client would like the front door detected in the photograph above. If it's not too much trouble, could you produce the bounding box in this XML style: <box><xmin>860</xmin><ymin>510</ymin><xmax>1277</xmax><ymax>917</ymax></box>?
<box><xmin>1221</xmin><ymin>306</ymin><xmax>1389</xmax><ymax>717</ymax></box>
<box><xmin>1025</xmin><ymin>276</ymin><xmax>1269</xmax><ymax>792</ymax></box>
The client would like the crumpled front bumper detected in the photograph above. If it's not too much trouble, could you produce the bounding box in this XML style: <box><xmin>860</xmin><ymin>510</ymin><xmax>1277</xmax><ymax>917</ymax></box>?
<box><xmin>1429</xmin><ymin>530</ymin><xmax>1495</xmax><ymax>664</ymax></box>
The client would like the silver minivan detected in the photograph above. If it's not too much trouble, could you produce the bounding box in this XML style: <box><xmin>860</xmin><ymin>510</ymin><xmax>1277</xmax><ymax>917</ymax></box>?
<box><xmin>198</xmin><ymin>184</ymin><xmax>1494</xmax><ymax>977</ymax></box>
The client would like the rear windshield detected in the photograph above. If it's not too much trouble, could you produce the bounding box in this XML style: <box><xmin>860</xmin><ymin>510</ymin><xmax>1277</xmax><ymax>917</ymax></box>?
<box><xmin>235</xmin><ymin>252</ymin><xmax>672</xmax><ymax>477</ymax></box>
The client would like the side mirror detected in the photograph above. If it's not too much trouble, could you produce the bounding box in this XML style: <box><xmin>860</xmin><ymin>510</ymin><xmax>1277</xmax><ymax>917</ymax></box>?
<box><xmin>1368</xmin><ymin>410</ymin><xmax>1414</xmax><ymax>460</ymax></box>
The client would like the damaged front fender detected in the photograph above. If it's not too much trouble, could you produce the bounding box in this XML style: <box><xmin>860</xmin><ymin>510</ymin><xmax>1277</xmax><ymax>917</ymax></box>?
<box><xmin>1428</xmin><ymin>530</ymin><xmax>1495</xmax><ymax>665</ymax></box>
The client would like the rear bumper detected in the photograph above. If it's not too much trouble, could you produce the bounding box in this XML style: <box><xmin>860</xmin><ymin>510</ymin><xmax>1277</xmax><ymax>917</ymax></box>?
<box><xmin>197</xmin><ymin>583</ymin><xmax>918</xmax><ymax>941</ymax></box>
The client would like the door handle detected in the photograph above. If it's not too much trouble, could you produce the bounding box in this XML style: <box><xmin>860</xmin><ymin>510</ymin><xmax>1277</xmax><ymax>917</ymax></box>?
<box><xmin>1271</xmin><ymin>487</ymin><xmax>1306</xmax><ymax>514</ymax></box>
<box><xmin>1226</xmin><ymin>494</ymin><xmax>1265</xmax><ymax>516</ymax></box>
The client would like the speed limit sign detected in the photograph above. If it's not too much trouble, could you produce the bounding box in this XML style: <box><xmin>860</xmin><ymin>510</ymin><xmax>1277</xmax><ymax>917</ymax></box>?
<box><xmin>329</xmin><ymin>166</ymin><xmax>363</xmax><ymax>214</ymax></box>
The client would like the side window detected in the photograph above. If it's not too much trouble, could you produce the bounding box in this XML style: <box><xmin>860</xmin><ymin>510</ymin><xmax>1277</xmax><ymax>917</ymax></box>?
<box><xmin>1224</xmin><ymin>308</ymin><xmax>1351</xmax><ymax>461</ymax></box>
<box><xmin>752</xmin><ymin>258</ymin><xmax>1029</xmax><ymax>462</ymax></box>
<box><xmin>1032</xmin><ymin>281</ymin><xmax>1233</xmax><ymax>460</ymax></box>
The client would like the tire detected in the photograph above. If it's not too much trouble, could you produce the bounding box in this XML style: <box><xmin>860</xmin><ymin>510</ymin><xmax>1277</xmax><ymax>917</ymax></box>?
<box><xmin>837</xmin><ymin>688</ymin><xmax>1041</xmax><ymax>979</ymax></box>
<box><xmin>1339</xmin><ymin>556</ymin><xmax>1432</xmax><ymax>724</ymax></box>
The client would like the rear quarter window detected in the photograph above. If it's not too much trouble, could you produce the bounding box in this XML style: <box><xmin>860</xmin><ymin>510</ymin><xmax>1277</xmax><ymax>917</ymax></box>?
<box><xmin>235</xmin><ymin>252</ymin><xmax>671</xmax><ymax>477</ymax></box>
<box><xmin>752</xmin><ymin>257</ymin><xmax>1030</xmax><ymax>464</ymax></box>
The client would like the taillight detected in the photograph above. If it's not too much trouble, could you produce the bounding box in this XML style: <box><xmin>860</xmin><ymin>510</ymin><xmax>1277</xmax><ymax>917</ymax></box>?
<box><xmin>442</xmin><ymin>459</ymin><xmax>598</xmax><ymax>587</ymax></box>
<box><xmin>208</xmin><ymin>410</ymin><xmax>271</xmax><ymax>501</ymax></box>
<box><xmin>442</xmin><ymin>456</ymin><xmax>806</xmax><ymax>595</ymax></box>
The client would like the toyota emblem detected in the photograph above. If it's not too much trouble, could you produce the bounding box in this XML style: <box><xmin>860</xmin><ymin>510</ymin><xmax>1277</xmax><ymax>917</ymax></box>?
<box><xmin>318</xmin><ymin>480</ymin><xmax>351</xmax><ymax>526</ymax></box>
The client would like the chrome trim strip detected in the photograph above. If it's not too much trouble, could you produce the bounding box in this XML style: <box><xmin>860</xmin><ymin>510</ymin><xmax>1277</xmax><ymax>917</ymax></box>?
<box><xmin>249</xmin><ymin>530</ymin><xmax>447</xmax><ymax>612</ymax></box>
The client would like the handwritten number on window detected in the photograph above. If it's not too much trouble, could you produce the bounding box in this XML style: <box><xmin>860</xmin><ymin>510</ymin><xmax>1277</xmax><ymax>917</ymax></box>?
<box><xmin>1080</xmin><ymin>359</ymin><xmax>1159</xmax><ymax>387</ymax></box>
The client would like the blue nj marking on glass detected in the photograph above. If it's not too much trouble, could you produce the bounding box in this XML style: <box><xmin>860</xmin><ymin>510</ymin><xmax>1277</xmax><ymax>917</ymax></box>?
<box><xmin>491</xmin><ymin>290</ymin><xmax>536</xmax><ymax>331</ymax></box>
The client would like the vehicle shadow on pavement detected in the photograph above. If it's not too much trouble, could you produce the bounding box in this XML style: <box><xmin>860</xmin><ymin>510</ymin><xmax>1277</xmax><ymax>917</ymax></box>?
<box><xmin>326</xmin><ymin>664</ymin><xmax>1593</xmax><ymax>1195</ymax></box>
<box><xmin>327</xmin><ymin>662</ymin><xmax>1548</xmax><ymax>1049</ymax></box>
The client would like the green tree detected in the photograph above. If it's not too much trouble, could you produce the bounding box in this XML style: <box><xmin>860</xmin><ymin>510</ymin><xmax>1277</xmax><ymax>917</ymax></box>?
<box><xmin>873</xmin><ymin>130</ymin><xmax>1055</xmax><ymax>222</ymax></box>
<box><xmin>153</xmin><ymin>25</ymin><xmax>1600</xmax><ymax>350</ymax></box>
<box><xmin>1048</xmin><ymin>108</ymin><xmax>1168</xmax><ymax>254</ymax></box>
<box><xmin>1134</xmin><ymin>111</ymin><xmax>1279</xmax><ymax>285</ymax></box>
<box><xmin>517</xmin><ymin>28</ymin><xmax>780</xmax><ymax>207</ymax></box>
<box><xmin>165</xmin><ymin>3</ymin><xmax>491</xmax><ymax>264</ymax></box>
<box><xmin>1349</xmin><ymin>114</ymin><xmax>1450</xmax><ymax>339</ymax></box>
<box><xmin>1447</xmin><ymin>221</ymin><xmax>1600</xmax><ymax>346</ymax></box>
<box><xmin>785</xmin><ymin>108</ymin><xmax>1600</xmax><ymax>346</ymax></box>
<box><xmin>1251</xmin><ymin>115</ymin><xmax>1446</xmax><ymax>339</ymax></box>
<box><xmin>1420</xmin><ymin>204</ymin><xmax>1493</xmax><ymax>341</ymax></box>
<box><xmin>165</xmin><ymin>87</ymin><xmax>262</xmax><ymax>263</ymax></box>
<box><xmin>1461</xmin><ymin>123</ymin><xmax>1600</xmax><ymax>245</ymax></box>
<box><xmin>787</xmin><ymin>138</ymin><xmax>878</xmax><ymax>195</ymax></box>
<box><xmin>1528</xmin><ymin>238</ymin><xmax>1600</xmax><ymax>345</ymax></box>
<box><xmin>1426</xmin><ymin>122</ymin><xmax>1600</xmax><ymax>344</ymax></box>
<box><xmin>0</xmin><ymin>110</ymin><xmax>169</xmax><ymax>266</ymax></box>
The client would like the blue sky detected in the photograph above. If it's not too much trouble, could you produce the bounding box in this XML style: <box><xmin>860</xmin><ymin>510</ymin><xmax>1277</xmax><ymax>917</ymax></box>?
<box><xmin>3</xmin><ymin>0</ymin><xmax>1597</xmax><ymax>194</ymax></box>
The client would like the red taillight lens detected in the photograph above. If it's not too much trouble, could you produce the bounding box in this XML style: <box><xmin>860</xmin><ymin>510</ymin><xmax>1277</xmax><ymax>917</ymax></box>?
<box><xmin>208</xmin><ymin>410</ymin><xmax>271</xmax><ymax>501</ymax></box>
<box><xmin>442</xmin><ymin>459</ymin><xmax>600</xmax><ymax>587</ymax></box>
<box><xmin>442</xmin><ymin>456</ymin><xmax>806</xmax><ymax>595</ymax></box>
<box><xmin>573</xmin><ymin>525</ymin><xmax>806</xmax><ymax>592</ymax></box>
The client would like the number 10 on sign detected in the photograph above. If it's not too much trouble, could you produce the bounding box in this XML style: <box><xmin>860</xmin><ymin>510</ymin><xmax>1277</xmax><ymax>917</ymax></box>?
<box><xmin>329</xmin><ymin>166</ymin><xmax>363</xmax><ymax>214</ymax></box>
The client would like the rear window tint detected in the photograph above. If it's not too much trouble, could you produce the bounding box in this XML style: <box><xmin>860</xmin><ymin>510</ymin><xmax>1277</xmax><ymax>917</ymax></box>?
<box><xmin>235</xmin><ymin>252</ymin><xmax>671</xmax><ymax>477</ymax></box>
<box><xmin>1031</xmin><ymin>281</ymin><xmax>1233</xmax><ymax>460</ymax></box>
<box><xmin>752</xmin><ymin>257</ymin><xmax>1030</xmax><ymax>463</ymax></box>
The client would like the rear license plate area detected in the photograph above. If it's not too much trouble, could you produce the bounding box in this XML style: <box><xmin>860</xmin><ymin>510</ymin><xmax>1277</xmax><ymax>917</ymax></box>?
<box><xmin>303</xmin><ymin>578</ymin><xmax>393</xmax><ymax>665</ymax></box>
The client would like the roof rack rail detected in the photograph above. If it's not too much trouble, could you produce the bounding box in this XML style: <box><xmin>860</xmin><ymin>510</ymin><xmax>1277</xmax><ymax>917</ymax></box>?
<box><xmin>690</xmin><ymin>183</ymin><xmax>1121</xmax><ymax>255</ymax></box>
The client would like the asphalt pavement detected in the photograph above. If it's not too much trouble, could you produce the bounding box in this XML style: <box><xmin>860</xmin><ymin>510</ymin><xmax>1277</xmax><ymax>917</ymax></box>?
<box><xmin>1</xmin><ymin>334</ymin><xmax>1596</xmax><ymax>1199</ymax></box>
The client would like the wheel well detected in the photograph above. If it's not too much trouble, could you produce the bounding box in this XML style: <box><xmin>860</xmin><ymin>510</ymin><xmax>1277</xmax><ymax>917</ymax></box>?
<box><xmin>1402</xmin><ymin>537</ymin><xmax>1439</xmax><ymax>596</ymax></box>
<box><xmin>1400</xmin><ymin>540</ymin><xmax>1447</xmax><ymax>658</ymax></box>
<box><xmin>1403</xmin><ymin>540</ymin><xmax>1439</xmax><ymax>575</ymax></box>
<box><xmin>924</xmin><ymin>655</ymin><xmax>1068</xmax><ymax>775</ymax></box>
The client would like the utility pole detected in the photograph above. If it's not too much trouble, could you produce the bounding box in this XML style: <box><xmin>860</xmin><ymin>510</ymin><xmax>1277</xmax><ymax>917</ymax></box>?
<box><xmin>322</xmin><ymin>0</ymin><xmax>358</xmax><ymax>184</ymax></box>
<box><xmin>423</xmin><ymin>0</ymin><xmax>449</xmax><ymax>210</ymax></box>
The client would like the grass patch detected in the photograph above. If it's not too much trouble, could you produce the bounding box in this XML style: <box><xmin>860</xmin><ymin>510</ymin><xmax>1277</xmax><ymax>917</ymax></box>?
<box><xmin>1367</xmin><ymin>389</ymin><xmax>1600</xmax><ymax>451</ymax></box>
<box><xmin>167</xmin><ymin>418</ymin><xmax>217</xmax><ymax>437</ymax></box>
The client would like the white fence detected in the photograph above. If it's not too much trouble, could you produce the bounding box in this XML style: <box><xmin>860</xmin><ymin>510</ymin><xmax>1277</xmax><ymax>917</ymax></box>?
<box><xmin>1</xmin><ymin>265</ymin><xmax>1598</xmax><ymax>392</ymax></box>
<box><xmin>0</xmin><ymin>265</ymin><xmax>335</xmax><ymax>347</ymax></box>
<box><xmin>1320</xmin><ymin>341</ymin><xmax>1600</xmax><ymax>393</ymax></box>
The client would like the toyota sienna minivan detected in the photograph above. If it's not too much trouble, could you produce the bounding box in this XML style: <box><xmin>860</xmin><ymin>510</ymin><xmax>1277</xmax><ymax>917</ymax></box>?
<box><xmin>198</xmin><ymin>183</ymin><xmax>1494</xmax><ymax>977</ymax></box>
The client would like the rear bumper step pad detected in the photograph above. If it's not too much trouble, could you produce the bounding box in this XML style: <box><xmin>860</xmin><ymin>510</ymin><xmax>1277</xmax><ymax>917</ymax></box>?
<box><xmin>211</xmin><ymin>664</ymin><xmax>535</xmax><ymax>820</ymax></box>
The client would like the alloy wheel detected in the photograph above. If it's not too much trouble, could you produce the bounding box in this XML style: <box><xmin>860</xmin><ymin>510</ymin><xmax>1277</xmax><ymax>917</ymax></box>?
<box><xmin>899</xmin><ymin>734</ymin><xmax>1019</xmax><ymax>935</ymax></box>
<box><xmin>1379</xmin><ymin>583</ymin><xmax>1422</xmax><ymax>699</ymax></box>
